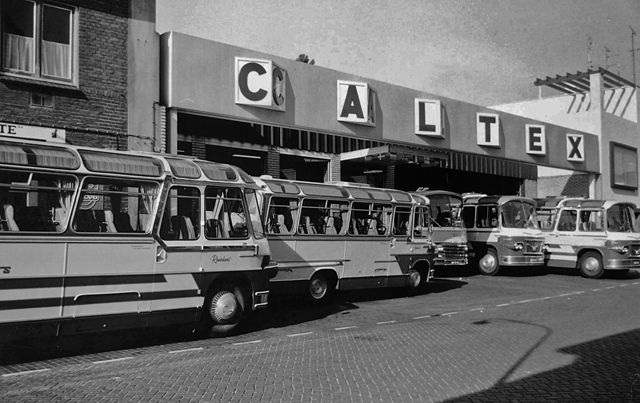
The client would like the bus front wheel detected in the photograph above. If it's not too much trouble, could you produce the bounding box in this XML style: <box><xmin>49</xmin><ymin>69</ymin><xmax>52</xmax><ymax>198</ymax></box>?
<box><xmin>579</xmin><ymin>252</ymin><xmax>604</xmax><ymax>279</ymax></box>
<box><xmin>478</xmin><ymin>249</ymin><xmax>500</xmax><ymax>276</ymax></box>
<box><xmin>201</xmin><ymin>284</ymin><xmax>246</xmax><ymax>336</ymax></box>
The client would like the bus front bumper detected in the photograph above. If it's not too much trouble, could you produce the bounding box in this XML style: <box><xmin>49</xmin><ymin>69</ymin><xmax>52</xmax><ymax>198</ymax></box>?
<box><xmin>501</xmin><ymin>255</ymin><xmax>544</xmax><ymax>266</ymax></box>
<box><xmin>607</xmin><ymin>257</ymin><xmax>640</xmax><ymax>270</ymax></box>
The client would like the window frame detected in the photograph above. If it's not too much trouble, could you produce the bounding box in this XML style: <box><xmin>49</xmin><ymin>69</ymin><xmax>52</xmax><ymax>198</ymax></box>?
<box><xmin>610</xmin><ymin>142</ymin><xmax>638</xmax><ymax>190</ymax></box>
<box><xmin>1</xmin><ymin>0</ymin><xmax>77</xmax><ymax>85</ymax></box>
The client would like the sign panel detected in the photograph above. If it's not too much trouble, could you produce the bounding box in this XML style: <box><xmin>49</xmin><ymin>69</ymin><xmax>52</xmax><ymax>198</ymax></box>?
<box><xmin>526</xmin><ymin>124</ymin><xmax>546</xmax><ymax>155</ymax></box>
<box><xmin>235</xmin><ymin>57</ymin><xmax>286</xmax><ymax>111</ymax></box>
<box><xmin>337</xmin><ymin>80</ymin><xmax>376</xmax><ymax>126</ymax></box>
<box><xmin>0</xmin><ymin>122</ymin><xmax>66</xmax><ymax>143</ymax></box>
<box><xmin>567</xmin><ymin>134</ymin><xmax>585</xmax><ymax>162</ymax></box>
<box><xmin>415</xmin><ymin>99</ymin><xmax>443</xmax><ymax>137</ymax></box>
<box><xmin>476</xmin><ymin>113</ymin><xmax>500</xmax><ymax>147</ymax></box>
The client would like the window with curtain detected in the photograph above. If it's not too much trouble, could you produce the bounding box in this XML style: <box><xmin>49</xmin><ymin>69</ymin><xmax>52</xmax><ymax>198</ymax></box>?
<box><xmin>610</xmin><ymin>142</ymin><xmax>638</xmax><ymax>190</ymax></box>
<box><xmin>2</xmin><ymin>0</ymin><xmax>74</xmax><ymax>82</ymax></box>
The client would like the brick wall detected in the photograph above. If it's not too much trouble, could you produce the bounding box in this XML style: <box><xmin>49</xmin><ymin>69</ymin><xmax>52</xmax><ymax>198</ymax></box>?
<box><xmin>266</xmin><ymin>147</ymin><xmax>280</xmax><ymax>178</ymax></box>
<box><xmin>537</xmin><ymin>173</ymin><xmax>590</xmax><ymax>198</ymax></box>
<box><xmin>0</xmin><ymin>1</ymin><xmax>130</xmax><ymax>150</ymax></box>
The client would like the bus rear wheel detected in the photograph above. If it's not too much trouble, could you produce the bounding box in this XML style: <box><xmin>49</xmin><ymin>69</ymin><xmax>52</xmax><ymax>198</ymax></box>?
<box><xmin>308</xmin><ymin>272</ymin><xmax>334</xmax><ymax>304</ymax></box>
<box><xmin>478</xmin><ymin>249</ymin><xmax>500</xmax><ymax>276</ymax></box>
<box><xmin>200</xmin><ymin>284</ymin><xmax>246</xmax><ymax>336</ymax></box>
<box><xmin>579</xmin><ymin>252</ymin><xmax>604</xmax><ymax>279</ymax></box>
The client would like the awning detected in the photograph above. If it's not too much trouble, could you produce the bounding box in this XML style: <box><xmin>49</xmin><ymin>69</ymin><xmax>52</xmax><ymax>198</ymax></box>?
<box><xmin>534</xmin><ymin>67</ymin><xmax>636</xmax><ymax>95</ymax></box>
<box><xmin>340</xmin><ymin>144</ymin><xmax>449</xmax><ymax>167</ymax></box>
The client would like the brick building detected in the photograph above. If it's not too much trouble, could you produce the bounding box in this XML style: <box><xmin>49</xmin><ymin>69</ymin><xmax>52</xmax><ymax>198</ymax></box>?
<box><xmin>0</xmin><ymin>0</ymin><xmax>159</xmax><ymax>151</ymax></box>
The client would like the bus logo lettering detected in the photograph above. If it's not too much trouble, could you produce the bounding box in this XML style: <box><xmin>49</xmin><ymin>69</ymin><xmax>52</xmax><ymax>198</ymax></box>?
<box><xmin>1</xmin><ymin>266</ymin><xmax>10</xmax><ymax>274</ymax></box>
<box><xmin>211</xmin><ymin>255</ymin><xmax>231</xmax><ymax>264</ymax></box>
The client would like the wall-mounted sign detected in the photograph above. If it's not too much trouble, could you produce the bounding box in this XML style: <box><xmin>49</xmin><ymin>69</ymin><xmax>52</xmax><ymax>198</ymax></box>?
<box><xmin>415</xmin><ymin>99</ymin><xmax>443</xmax><ymax>137</ymax></box>
<box><xmin>526</xmin><ymin>124</ymin><xmax>546</xmax><ymax>155</ymax></box>
<box><xmin>235</xmin><ymin>57</ymin><xmax>286</xmax><ymax>111</ymax></box>
<box><xmin>567</xmin><ymin>134</ymin><xmax>584</xmax><ymax>162</ymax></box>
<box><xmin>337</xmin><ymin>80</ymin><xmax>376</xmax><ymax>127</ymax></box>
<box><xmin>0</xmin><ymin>122</ymin><xmax>65</xmax><ymax>143</ymax></box>
<box><xmin>477</xmin><ymin>112</ymin><xmax>500</xmax><ymax>148</ymax></box>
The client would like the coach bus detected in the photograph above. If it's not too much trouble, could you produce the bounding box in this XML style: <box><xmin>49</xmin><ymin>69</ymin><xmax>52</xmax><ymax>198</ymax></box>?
<box><xmin>0</xmin><ymin>138</ymin><xmax>276</xmax><ymax>341</ymax></box>
<box><xmin>411</xmin><ymin>189</ymin><xmax>468</xmax><ymax>267</ymax></box>
<box><xmin>462</xmin><ymin>195</ymin><xmax>545</xmax><ymax>275</ymax></box>
<box><xmin>254</xmin><ymin>177</ymin><xmax>436</xmax><ymax>303</ymax></box>
<box><xmin>536</xmin><ymin>198</ymin><xmax>640</xmax><ymax>278</ymax></box>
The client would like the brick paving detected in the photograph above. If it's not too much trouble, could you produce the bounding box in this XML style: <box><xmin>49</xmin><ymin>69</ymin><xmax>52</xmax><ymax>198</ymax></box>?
<box><xmin>2</xmin><ymin>275</ymin><xmax>640</xmax><ymax>402</ymax></box>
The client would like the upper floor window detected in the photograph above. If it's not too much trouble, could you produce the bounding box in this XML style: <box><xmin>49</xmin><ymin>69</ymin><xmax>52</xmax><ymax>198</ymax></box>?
<box><xmin>2</xmin><ymin>0</ymin><xmax>74</xmax><ymax>82</ymax></box>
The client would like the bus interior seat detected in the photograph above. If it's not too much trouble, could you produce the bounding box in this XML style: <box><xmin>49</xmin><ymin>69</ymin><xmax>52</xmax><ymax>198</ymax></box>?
<box><xmin>170</xmin><ymin>215</ymin><xmax>196</xmax><ymax>240</ymax></box>
<box><xmin>0</xmin><ymin>203</ymin><xmax>19</xmax><ymax>231</ymax></box>
<box><xmin>277</xmin><ymin>214</ymin><xmax>288</xmax><ymax>234</ymax></box>
<box><xmin>324</xmin><ymin>216</ymin><xmax>336</xmax><ymax>235</ymax></box>
<box><xmin>304</xmin><ymin>216</ymin><xmax>317</xmax><ymax>234</ymax></box>
<box><xmin>367</xmin><ymin>218</ymin><xmax>378</xmax><ymax>235</ymax></box>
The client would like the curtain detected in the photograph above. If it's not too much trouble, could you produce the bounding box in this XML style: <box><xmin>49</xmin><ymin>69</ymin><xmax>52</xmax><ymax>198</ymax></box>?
<box><xmin>138</xmin><ymin>183</ymin><xmax>158</xmax><ymax>232</ymax></box>
<box><xmin>42</xmin><ymin>40</ymin><xmax>70</xmax><ymax>79</ymax></box>
<box><xmin>3</xmin><ymin>33</ymin><xmax>34</xmax><ymax>72</ymax></box>
<box><xmin>55</xmin><ymin>178</ymin><xmax>76</xmax><ymax>230</ymax></box>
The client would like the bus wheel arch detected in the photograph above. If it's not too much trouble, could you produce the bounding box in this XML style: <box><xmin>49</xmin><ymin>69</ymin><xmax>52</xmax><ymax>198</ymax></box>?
<box><xmin>308</xmin><ymin>269</ymin><xmax>338</xmax><ymax>304</ymax></box>
<box><xmin>201</xmin><ymin>277</ymin><xmax>250</xmax><ymax>336</ymax></box>
<box><xmin>478</xmin><ymin>247</ymin><xmax>500</xmax><ymax>276</ymax></box>
<box><xmin>578</xmin><ymin>250</ymin><xmax>604</xmax><ymax>279</ymax></box>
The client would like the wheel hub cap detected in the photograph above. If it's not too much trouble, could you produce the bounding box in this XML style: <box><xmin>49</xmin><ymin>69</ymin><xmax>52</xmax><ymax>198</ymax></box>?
<box><xmin>211</xmin><ymin>293</ymin><xmax>237</xmax><ymax>322</ymax></box>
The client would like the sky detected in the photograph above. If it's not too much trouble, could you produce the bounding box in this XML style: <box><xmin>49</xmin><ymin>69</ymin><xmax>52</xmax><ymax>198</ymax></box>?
<box><xmin>156</xmin><ymin>0</ymin><xmax>640</xmax><ymax>107</ymax></box>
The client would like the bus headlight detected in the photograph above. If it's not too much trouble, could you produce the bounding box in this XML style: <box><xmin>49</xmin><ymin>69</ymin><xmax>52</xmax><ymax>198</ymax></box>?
<box><xmin>610</xmin><ymin>245</ymin><xmax>629</xmax><ymax>254</ymax></box>
<box><xmin>507</xmin><ymin>242</ymin><xmax>523</xmax><ymax>251</ymax></box>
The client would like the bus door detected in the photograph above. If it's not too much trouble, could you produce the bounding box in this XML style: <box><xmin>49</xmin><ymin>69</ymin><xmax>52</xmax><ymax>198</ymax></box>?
<box><xmin>62</xmin><ymin>177</ymin><xmax>159</xmax><ymax>329</ymax></box>
<box><xmin>343</xmin><ymin>202</ymin><xmax>391</xmax><ymax>289</ymax></box>
<box><xmin>388</xmin><ymin>205</ymin><xmax>428</xmax><ymax>276</ymax></box>
<box><xmin>462</xmin><ymin>204</ymin><xmax>499</xmax><ymax>260</ymax></box>
<box><xmin>154</xmin><ymin>184</ymin><xmax>203</xmax><ymax>319</ymax></box>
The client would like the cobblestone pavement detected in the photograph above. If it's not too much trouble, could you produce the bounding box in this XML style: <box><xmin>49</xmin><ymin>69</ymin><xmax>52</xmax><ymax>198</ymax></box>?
<box><xmin>2</xmin><ymin>271</ymin><xmax>640</xmax><ymax>402</ymax></box>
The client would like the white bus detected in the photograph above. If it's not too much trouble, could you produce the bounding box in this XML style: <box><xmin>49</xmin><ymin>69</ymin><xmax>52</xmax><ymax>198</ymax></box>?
<box><xmin>462</xmin><ymin>195</ymin><xmax>545</xmax><ymax>275</ymax></box>
<box><xmin>412</xmin><ymin>189</ymin><xmax>468</xmax><ymax>267</ymax></box>
<box><xmin>0</xmin><ymin>138</ymin><xmax>275</xmax><ymax>341</ymax></box>
<box><xmin>536</xmin><ymin>198</ymin><xmax>640</xmax><ymax>278</ymax></box>
<box><xmin>254</xmin><ymin>177</ymin><xmax>436</xmax><ymax>303</ymax></box>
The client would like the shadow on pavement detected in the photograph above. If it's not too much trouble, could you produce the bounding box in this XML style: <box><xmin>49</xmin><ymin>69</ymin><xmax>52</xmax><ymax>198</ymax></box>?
<box><xmin>445</xmin><ymin>324</ymin><xmax>640</xmax><ymax>402</ymax></box>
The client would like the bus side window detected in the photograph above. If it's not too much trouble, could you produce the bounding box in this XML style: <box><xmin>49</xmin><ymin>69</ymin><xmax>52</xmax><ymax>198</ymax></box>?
<box><xmin>558</xmin><ymin>210</ymin><xmax>577</xmax><ymax>232</ymax></box>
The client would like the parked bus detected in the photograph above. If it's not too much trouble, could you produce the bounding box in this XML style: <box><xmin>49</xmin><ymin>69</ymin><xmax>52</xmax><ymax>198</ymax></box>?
<box><xmin>536</xmin><ymin>198</ymin><xmax>640</xmax><ymax>278</ymax></box>
<box><xmin>0</xmin><ymin>138</ymin><xmax>276</xmax><ymax>341</ymax></box>
<box><xmin>254</xmin><ymin>177</ymin><xmax>436</xmax><ymax>303</ymax></box>
<box><xmin>411</xmin><ymin>189</ymin><xmax>468</xmax><ymax>267</ymax></box>
<box><xmin>462</xmin><ymin>195</ymin><xmax>545</xmax><ymax>275</ymax></box>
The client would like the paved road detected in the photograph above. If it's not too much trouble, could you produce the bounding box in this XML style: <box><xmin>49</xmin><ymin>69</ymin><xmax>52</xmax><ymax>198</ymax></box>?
<box><xmin>2</xmin><ymin>267</ymin><xmax>640</xmax><ymax>402</ymax></box>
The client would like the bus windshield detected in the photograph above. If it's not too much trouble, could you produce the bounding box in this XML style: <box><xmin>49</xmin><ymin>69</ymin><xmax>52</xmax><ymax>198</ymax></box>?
<box><xmin>428</xmin><ymin>194</ymin><xmax>463</xmax><ymax>228</ymax></box>
<box><xmin>501</xmin><ymin>200</ymin><xmax>538</xmax><ymax>229</ymax></box>
<box><xmin>606</xmin><ymin>204</ymin><xmax>636</xmax><ymax>233</ymax></box>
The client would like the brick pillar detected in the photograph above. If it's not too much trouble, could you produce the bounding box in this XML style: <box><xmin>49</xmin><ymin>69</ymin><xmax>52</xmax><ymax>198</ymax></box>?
<box><xmin>192</xmin><ymin>136</ymin><xmax>206</xmax><ymax>159</ymax></box>
<box><xmin>328</xmin><ymin>155</ymin><xmax>341</xmax><ymax>182</ymax></box>
<box><xmin>266</xmin><ymin>146</ymin><xmax>280</xmax><ymax>178</ymax></box>
<box><xmin>385</xmin><ymin>165</ymin><xmax>395</xmax><ymax>189</ymax></box>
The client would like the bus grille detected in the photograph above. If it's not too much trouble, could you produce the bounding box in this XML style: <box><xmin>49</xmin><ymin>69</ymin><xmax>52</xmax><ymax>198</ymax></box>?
<box><xmin>524</xmin><ymin>240</ymin><xmax>543</xmax><ymax>254</ymax></box>
<box><xmin>440</xmin><ymin>243</ymin><xmax>467</xmax><ymax>259</ymax></box>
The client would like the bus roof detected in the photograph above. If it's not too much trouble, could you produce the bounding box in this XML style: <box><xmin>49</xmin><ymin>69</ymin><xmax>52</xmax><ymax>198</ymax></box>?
<box><xmin>0</xmin><ymin>137</ymin><xmax>254</xmax><ymax>185</ymax></box>
<box><xmin>463</xmin><ymin>195</ymin><xmax>536</xmax><ymax>205</ymax></box>
<box><xmin>256</xmin><ymin>177</ymin><xmax>421</xmax><ymax>204</ymax></box>
<box><xmin>412</xmin><ymin>189</ymin><xmax>463</xmax><ymax>199</ymax></box>
<box><xmin>560</xmin><ymin>199</ymin><xmax>636</xmax><ymax>210</ymax></box>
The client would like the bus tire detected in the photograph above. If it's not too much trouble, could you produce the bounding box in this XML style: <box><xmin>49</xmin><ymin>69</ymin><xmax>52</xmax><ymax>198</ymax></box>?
<box><xmin>579</xmin><ymin>252</ymin><xmax>604</xmax><ymax>279</ymax></box>
<box><xmin>308</xmin><ymin>272</ymin><xmax>334</xmax><ymax>304</ymax></box>
<box><xmin>406</xmin><ymin>269</ymin><xmax>422</xmax><ymax>290</ymax></box>
<box><xmin>478</xmin><ymin>249</ymin><xmax>500</xmax><ymax>276</ymax></box>
<box><xmin>201</xmin><ymin>283</ymin><xmax>246</xmax><ymax>336</ymax></box>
